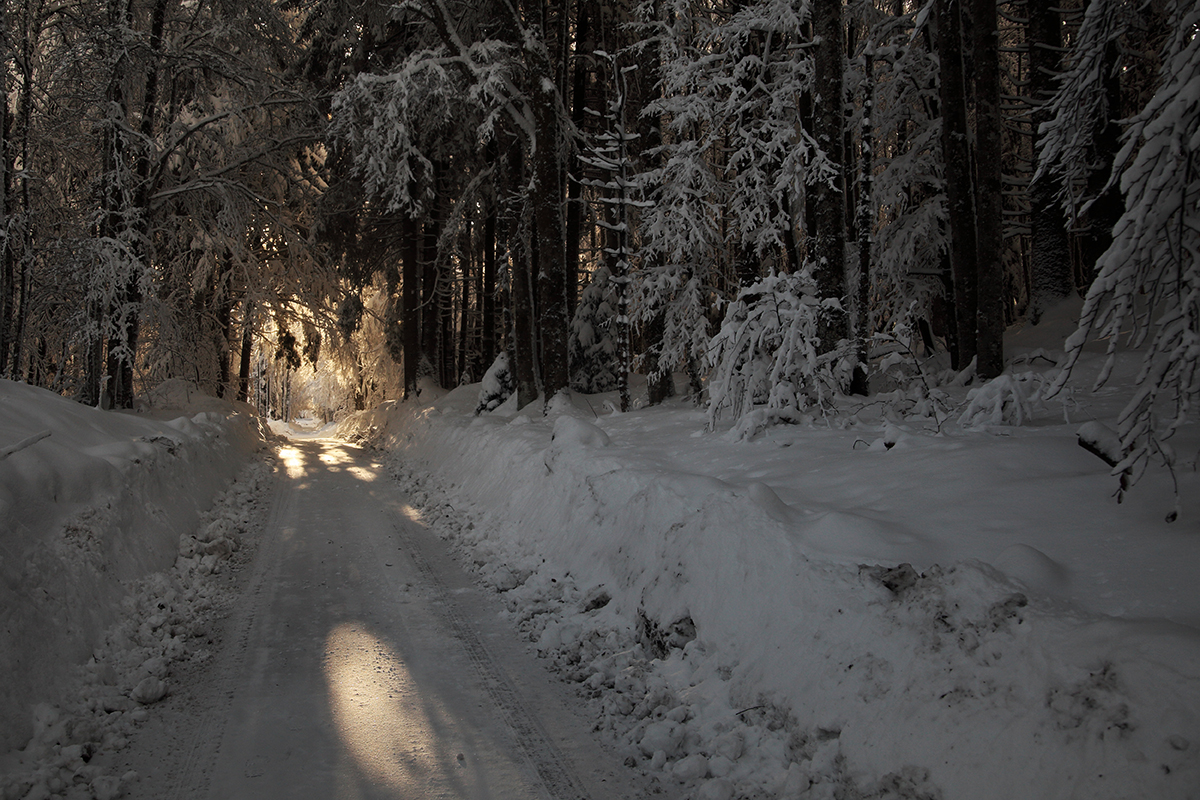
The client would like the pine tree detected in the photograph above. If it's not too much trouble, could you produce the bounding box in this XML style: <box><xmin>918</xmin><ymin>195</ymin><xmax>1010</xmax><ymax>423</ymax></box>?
<box><xmin>1052</xmin><ymin>1</ymin><xmax>1200</xmax><ymax>508</ymax></box>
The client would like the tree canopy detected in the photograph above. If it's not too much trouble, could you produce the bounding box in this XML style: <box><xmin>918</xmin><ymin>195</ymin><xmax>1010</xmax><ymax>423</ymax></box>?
<box><xmin>0</xmin><ymin>0</ymin><xmax>1194</xmax><ymax>497</ymax></box>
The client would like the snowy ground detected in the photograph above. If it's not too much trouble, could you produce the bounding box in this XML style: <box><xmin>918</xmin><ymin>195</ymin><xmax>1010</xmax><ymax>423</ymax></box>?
<box><xmin>2</xmin><ymin>298</ymin><xmax>1198</xmax><ymax>800</ymax></box>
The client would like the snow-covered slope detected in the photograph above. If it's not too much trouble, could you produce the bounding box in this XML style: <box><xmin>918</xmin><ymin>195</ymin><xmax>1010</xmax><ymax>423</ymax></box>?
<box><xmin>0</xmin><ymin>379</ymin><xmax>265</xmax><ymax>752</ymax></box>
<box><xmin>337</xmin><ymin>347</ymin><xmax>1200</xmax><ymax>799</ymax></box>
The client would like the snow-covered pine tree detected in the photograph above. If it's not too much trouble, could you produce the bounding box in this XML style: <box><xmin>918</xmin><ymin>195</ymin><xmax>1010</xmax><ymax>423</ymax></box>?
<box><xmin>635</xmin><ymin>0</ymin><xmax>819</xmax><ymax>394</ymax></box>
<box><xmin>569</xmin><ymin>264</ymin><xmax>620</xmax><ymax>394</ymax></box>
<box><xmin>1052</xmin><ymin>1</ymin><xmax>1200</xmax><ymax>509</ymax></box>
<box><xmin>576</xmin><ymin>50</ymin><xmax>642</xmax><ymax>410</ymax></box>
<box><xmin>855</xmin><ymin>0</ymin><xmax>946</xmax><ymax>359</ymax></box>
<box><xmin>706</xmin><ymin>269</ymin><xmax>835</xmax><ymax>436</ymax></box>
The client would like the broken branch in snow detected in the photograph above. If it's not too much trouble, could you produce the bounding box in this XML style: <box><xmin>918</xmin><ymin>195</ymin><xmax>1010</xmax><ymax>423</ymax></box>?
<box><xmin>0</xmin><ymin>430</ymin><xmax>51</xmax><ymax>460</ymax></box>
<box><xmin>1076</xmin><ymin>421</ymin><xmax>1121</xmax><ymax>468</ymax></box>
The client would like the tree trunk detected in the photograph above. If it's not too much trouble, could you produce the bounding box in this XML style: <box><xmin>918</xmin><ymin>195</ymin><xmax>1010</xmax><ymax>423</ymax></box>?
<box><xmin>237</xmin><ymin>302</ymin><xmax>253</xmax><ymax>403</ymax></box>
<box><xmin>532</xmin><ymin>75</ymin><xmax>569</xmax><ymax>406</ymax></box>
<box><xmin>973</xmin><ymin>0</ymin><xmax>1005</xmax><ymax>379</ymax></box>
<box><xmin>1027</xmin><ymin>0</ymin><xmax>1073</xmax><ymax>323</ymax></box>
<box><xmin>459</xmin><ymin>225</ymin><xmax>472</xmax><ymax>383</ymax></box>
<box><xmin>1079</xmin><ymin>37</ymin><xmax>1124</xmax><ymax>287</ymax></box>
<box><xmin>403</xmin><ymin>215</ymin><xmax>421</xmax><ymax>398</ymax></box>
<box><xmin>511</xmin><ymin>214</ymin><xmax>539</xmax><ymax>409</ymax></box>
<box><xmin>812</xmin><ymin>0</ymin><xmax>849</xmax><ymax>360</ymax></box>
<box><xmin>850</xmin><ymin>45</ymin><xmax>874</xmax><ymax>397</ymax></box>
<box><xmin>937</xmin><ymin>0</ymin><xmax>978</xmax><ymax>370</ymax></box>
<box><xmin>482</xmin><ymin>203</ymin><xmax>497</xmax><ymax>367</ymax></box>
<box><xmin>564</xmin><ymin>0</ymin><xmax>591</xmax><ymax>327</ymax></box>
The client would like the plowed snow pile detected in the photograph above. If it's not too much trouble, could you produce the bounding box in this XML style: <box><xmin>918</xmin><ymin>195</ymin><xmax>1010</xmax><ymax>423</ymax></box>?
<box><xmin>0</xmin><ymin>378</ymin><xmax>267</xmax><ymax>798</ymax></box>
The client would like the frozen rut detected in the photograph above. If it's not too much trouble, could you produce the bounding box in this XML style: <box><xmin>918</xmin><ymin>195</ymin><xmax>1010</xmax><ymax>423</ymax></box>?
<box><xmin>122</xmin><ymin>438</ymin><xmax>636</xmax><ymax>800</ymax></box>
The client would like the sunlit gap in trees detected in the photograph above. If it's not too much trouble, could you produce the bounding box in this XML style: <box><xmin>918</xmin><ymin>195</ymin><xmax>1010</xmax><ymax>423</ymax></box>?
<box><xmin>323</xmin><ymin>621</ymin><xmax>469</xmax><ymax>794</ymax></box>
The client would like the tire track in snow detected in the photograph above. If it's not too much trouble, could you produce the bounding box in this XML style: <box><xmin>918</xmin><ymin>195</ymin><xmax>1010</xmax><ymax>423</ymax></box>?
<box><xmin>387</xmin><ymin>507</ymin><xmax>592</xmax><ymax>800</ymax></box>
<box><xmin>161</xmin><ymin>462</ymin><xmax>294</xmax><ymax>800</ymax></box>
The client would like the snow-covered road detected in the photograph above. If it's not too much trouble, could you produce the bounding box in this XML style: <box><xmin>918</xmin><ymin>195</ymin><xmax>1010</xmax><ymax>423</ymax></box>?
<box><xmin>119</xmin><ymin>438</ymin><xmax>648</xmax><ymax>800</ymax></box>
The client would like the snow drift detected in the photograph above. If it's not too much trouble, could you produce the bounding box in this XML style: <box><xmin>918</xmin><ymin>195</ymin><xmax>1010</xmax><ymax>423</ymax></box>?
<box><xmin>0</xmin><ymin>379</ymin><xmax>265</xmax><ymax>751</ymax></box>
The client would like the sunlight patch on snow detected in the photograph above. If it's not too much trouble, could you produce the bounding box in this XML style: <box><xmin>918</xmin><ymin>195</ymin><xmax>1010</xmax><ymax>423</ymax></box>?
<box><xmin>316</xmin><ymin>445</ymin><xmax>380</xmax><ymax>481</ymax></box>
<box><xmin>323</xmin><ymin>621</ymin><xmax>451</xmax><ymax>793</ymax></box>
<box><xmin>278</xmin><ymin>447</ymin><xmax>308</xmax><ymax>478</ymax></box>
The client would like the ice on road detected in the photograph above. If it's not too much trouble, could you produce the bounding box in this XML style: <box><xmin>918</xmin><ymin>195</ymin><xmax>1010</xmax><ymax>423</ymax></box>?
<box><xmin>124</xmin><ymin>439</ymin><xmax>640</xmax><ymax>800</ymax></box>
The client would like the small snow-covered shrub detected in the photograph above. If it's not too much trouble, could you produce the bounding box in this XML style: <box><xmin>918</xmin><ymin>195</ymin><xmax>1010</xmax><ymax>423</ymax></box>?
<box><xmin>959</xmin><ymin>371</ymin><xmax>1050</xmax><ymax>427</ymax></box>
<box><xmin>476</xmin><ymin>351</ymin><xmax>515</xmax><ymax>414</ymax></box>
<box><xmin>706</xmin><ymin>270</ymin><xmax>838</xmax><ymax>434</ymax></box>
<box><xmin>569</xmin><ymin>265</ymin><xmax>619</xmax><ymax>394</ymax></box>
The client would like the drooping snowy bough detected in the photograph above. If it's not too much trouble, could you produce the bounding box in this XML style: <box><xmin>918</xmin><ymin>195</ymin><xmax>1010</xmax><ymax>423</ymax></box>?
<box><xmin>1050</xmin><ymin>2</ymin><xmax>1200</xmax><ymax>508</ymax></box>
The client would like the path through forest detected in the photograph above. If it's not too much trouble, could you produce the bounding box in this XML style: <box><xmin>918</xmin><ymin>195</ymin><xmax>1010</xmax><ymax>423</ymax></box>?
<box><xmin>118</xmin><ymin>437</ymin><xmax>648</xmax><ymax>800</ymax></box>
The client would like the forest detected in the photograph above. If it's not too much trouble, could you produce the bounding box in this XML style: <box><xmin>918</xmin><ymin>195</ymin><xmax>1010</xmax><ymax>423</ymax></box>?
<box><xmin>0</xmin><ymin>0</ymin><xmax>1195</xmax><ymax>489</ymax></box>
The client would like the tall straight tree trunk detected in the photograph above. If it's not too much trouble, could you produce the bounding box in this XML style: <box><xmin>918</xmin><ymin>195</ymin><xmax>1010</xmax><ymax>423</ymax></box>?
<box><xmin>0</xmin><ymin>36</ymin><xmax>12</xmax><ymax>378</ymax></box>
<box><xmin>812</xmin><ymin>0</ymin><xmax>849</xmax><ymax>361</ymax></box>
<box><xmin>564</xmin><ymin>0</ymin><xmax>591</xmax><ymax>327</ymax></box>
<box><xmin>108</xmin><ymin>0</ymin><xmax>170</xmax><ymax>408</ymax></box>
<box><xmin>973</xmin><ymin>0</ymin><xmax>1004</xmax><ymax>379</ymax></box>
<box><xmin>640</xmin><ymin>0</ymin><xmax>674</xmax><ymax>406</ymax></box>
<box><xmin>1027</xmin><ymin>0</ymin><xmax>1072</xmax><ymax>323</ymax></box>
<box><xmin>237</xmin><ymin>302</ymin><xmax>253</xmax><ymax>403</ymax></box>
<box><xmin>937</xmin><ymin>0</ymin><xmax>977</xmax><ymax>370</ymax></box>
<box><xmin>1080</xmin><ymin>37</ymin><xmax>1124</xmax><ymax>287</ymax></box>
<box><xmin>532</xmin><ymin>72</ymin><xmax>569</xmax><ymax>405</ymax></box>
<box><xmin>403</xmin><ymin>215</ymin><xmax>421</xmax><ymax>398</ymax></box>
<box><xmin>420</xmin><ymin>163</ymin><xmax>444</xmax><ymax>381</ymax></box>
<box><xmin>459</xmin><ymin>224</ymin><xmax>472</xmax><ymax>382</ymax></box>
<box><xmin>850</xmin><ymin>44</ymin><xmax>875</xmax><ymax>397</ymax></box>
<box><xmin>482</xmin><ymin>203</ymin><xmax>497</xmax><ymax>367</ymax></box>
<box><xmin>511</xmin><ymin>215</ymin><xmax>539</xmax><ymax>409</ymax></box>
<box><xmin>440</xmin><ymin>268</ymin><xmax>454</xmax><ymax>387</ymax></box>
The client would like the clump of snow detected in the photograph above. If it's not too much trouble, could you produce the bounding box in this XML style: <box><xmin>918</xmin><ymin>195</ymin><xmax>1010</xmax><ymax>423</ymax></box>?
<box><xmin>0</xmin><ymin>379</ymin><xmax>265</xmax><ymax>752</ymax></box>
<box><xmin>0</xmin><ymin>457</ymin><xmax>272</xmax><ymax>800</ymax></box>
<box><xmin>476</xmin><ymin>352</ymin><xmax>515</xmax><ymax>414</ymax></box>
<box><xmin>337</xmin><ymin>341</ymin><xmax>1200</xmax><ymax>799</ymax></box>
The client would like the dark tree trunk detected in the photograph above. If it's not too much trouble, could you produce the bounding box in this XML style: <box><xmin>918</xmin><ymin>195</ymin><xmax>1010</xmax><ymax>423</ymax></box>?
<box><xmin>533</xmin><ymin>77</ymin><xmax>569</xmax><ymax>406</ymax></box>
<box><xmin>511</xmin><ymin>216</ymin><xmax>539</xmax><ymax>409</ymax></box>
<box><xmin>237</xmin><ymin>303</ymin><xmax>253</xmax><ymax>403</ymax></box>
<box><xmin>1079</xmin><ymin>38</ymin><xmax>1124</xmax><ymax>287</ymax></box>
<box><xmin>440</xmin><ymin>267</ymin><xmax>454</xmax><ymax>387</ymax></box>
<box><xmin>482</xmin><ymin>203</ymin><xmax>497</xmax><ymax>367</ymax></box>
<box><xmin>420</xmin><ymin>161</ymin><xmax>446</xmax><ymax>382</ymax></box>
<box><xmin>812</xmin><ymin>0</ymin><xmax>849</xmax><ymax>359</ymax></box>
<box><xmin>403</xmin><ymin>215</ymin><xmax>421</xmax><ymax>398</ymax></box>
<box><xmin>937</xmin><ymin>0</ymin><xmax>978</xmax><ymax>370</ymax></box>
<box><xmin>850</xmin><ymin>45</ymin><xmax>874</xmax><ymax>397</ymax></box>
<box><xmin>216</xmin><ymin>294</ymin><xmax>233</xmax><ymax>398</ymax></box>
<box><xmin>973</xmin><ymin>0</ymin><xmax>1005</xmax><ymax>379</ymax></box>
<box><xmin>459</xmin><ymin>225</ymin><xmax>472</xmax><ymax>383</ymax></box>
<box><xmin>0</xmin><ymin>81</ymin><xmax>11</xmax><ymax>378</ymax></box>
<box><xmin>1027</xmin><ymin>0</ymin><xmax>1073</xmax><ymax>323</ymax></box>
<box><xmin>564</xmin><ymin>0</ymin><xmax>591</xmax><ymax>326</ymax></box>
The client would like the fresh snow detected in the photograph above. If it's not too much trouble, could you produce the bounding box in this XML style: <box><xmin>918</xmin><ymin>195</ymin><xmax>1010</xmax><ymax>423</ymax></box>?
<box><xmin>1</xmin><ymin>300</ymin><xmax>1198</xmax><ymax>800</ymax></box>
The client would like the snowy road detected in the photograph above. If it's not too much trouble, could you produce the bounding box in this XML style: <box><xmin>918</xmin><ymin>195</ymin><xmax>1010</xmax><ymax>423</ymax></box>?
<box><xmin>120</xmin><ymin>438</ymin><xmax>643</xmax><ymax>800</ymax></box>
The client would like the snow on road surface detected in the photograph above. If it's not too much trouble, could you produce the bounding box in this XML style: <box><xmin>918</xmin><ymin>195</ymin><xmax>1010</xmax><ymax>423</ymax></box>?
<box><xmin>116</xmin><ymin>437</ymin><xmax>647</xmax><ymax>800</ymax></box>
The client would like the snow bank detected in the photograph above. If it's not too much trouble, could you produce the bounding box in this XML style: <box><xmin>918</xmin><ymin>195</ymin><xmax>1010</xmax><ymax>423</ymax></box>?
<box><xmin>0</xmin><ymin>380</ymin><xmax>265</xmax><ymax>751</ymax></box>
<box><xmin>339</xmin><ymin>388</ymin><xmax>1200</xmax><ymax>800</ymax></box>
